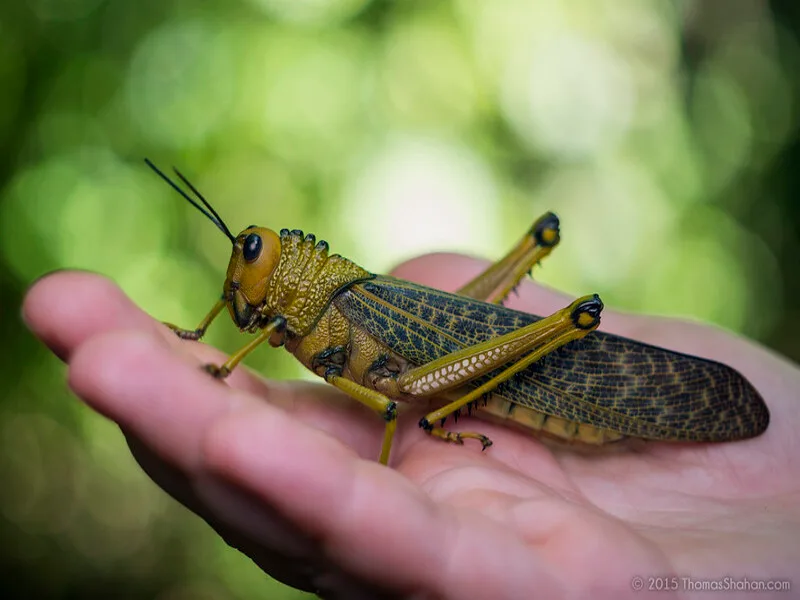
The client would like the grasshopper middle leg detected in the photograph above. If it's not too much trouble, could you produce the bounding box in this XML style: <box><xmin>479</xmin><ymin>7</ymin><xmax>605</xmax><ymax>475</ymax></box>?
<box><xmin>325</xmin><ymin>374</ymin><xmax>398</xmax><ymax>465</ymax></box>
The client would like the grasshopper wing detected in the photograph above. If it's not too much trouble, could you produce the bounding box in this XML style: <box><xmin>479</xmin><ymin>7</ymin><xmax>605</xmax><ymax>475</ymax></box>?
<box><xmin>335</xmin><ymin>276</ymin><xmax>769</xmax><ymax>441</ymax></box>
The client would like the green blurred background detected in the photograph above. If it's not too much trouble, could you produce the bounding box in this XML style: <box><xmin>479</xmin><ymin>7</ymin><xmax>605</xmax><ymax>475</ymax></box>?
<box><xmin>1</xmin><ymin>0</ymin><xmax>799</xmax><ymax>598</ymax></box>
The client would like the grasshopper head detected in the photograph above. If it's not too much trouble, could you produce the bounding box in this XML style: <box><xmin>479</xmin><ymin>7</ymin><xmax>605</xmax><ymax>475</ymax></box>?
<box><xmin>224</xmin><ymin>226</ymin><xmax>282</xmax><ymax>329</ymax></box>
<box><xmin>144</xmin><ymin>160</ymin><xmax>283</xmax><ymax>330</ymax></box>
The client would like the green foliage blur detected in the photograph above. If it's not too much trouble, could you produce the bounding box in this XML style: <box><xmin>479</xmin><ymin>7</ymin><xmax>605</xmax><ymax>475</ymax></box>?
<box><xmin>1</xmin><ymin>1</ymin><xmax>799</xmax><ymax>598</ymax></box>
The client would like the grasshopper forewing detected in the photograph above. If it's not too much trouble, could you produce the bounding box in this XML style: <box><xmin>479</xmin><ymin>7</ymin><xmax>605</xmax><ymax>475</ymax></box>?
<box><xmin>146</xmin><ymin>160</ymin><xmax>770</xmax><ymax>465</ymax></box>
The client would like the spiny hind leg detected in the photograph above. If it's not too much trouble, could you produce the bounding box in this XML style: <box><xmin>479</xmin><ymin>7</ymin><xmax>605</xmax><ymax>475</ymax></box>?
<box><xmin>410</xmin><ymin>295</ymin><xmax>604</xmax><ymax>454</ymax></box>
<box><xmin>456</xmin><ymin>212</ymin><xmax>560</xmax><ymax>304</ymax></box>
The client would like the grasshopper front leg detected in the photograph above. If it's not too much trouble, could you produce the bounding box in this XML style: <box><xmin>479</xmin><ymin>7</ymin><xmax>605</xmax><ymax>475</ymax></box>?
<box><xmin>165</xmin><ymin>298</ymin><xmax>226</xmax><ymax>340</ymax></box>
<box><xmin>168</xmin><ymin>304</ymin><xmax>286</xmax><ymax>379</ymax></box>
<box><xmin>201</xmin><ymin>317</ymin><xmax>285</xmax><ymax>378</ymax></box>
<box><xmin>397</xmin><ymin>294</ymin><xmax>603</xmax><ymax>449</ymax></box>
<box><xmin>457</xmin><ymin>212</ymin><xmax>560</xmax><ymax>304</ymax></box>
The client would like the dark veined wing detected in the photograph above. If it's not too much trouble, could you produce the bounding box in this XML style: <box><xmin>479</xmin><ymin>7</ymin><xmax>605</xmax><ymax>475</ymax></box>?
<box><xmin>334</xmin><ymin>275</ymin><xmax>769</xmax><ymax>441</ymax></box>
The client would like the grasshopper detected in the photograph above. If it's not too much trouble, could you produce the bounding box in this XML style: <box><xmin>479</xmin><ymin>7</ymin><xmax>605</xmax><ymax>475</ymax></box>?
<box><xmin>146</xmin><ymin>160</ymin><xmax>770</xmax><ymax>465</ymax></box>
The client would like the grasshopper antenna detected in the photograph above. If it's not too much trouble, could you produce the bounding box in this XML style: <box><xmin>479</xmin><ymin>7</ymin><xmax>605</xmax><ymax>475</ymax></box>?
<box><xmin>144</xmin><ymin>158</ymin><xmax>237</xmax><ymax>244</ymax></box>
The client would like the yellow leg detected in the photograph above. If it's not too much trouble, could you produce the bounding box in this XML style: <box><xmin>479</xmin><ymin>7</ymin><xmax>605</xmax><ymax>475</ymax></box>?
<box><xmin>402</xmin><ymin>295</ymin><xmax>603</xmax><ymax>450</ymax></box>
<box><xmin>398</xmin><ymin>294</ymin><xmax>602</xmax><ymax>397</ymax></box>
<box><xmin>420</xmin><ymin>323</ymin><xmax>599</xmax><ymax>445</ymax></box>
<box><xmin>203</xmin><ymin>317</ymin><xmax>284</xmax><ymax>379</ymax></box>
<box><xmin>326</xmin><ymin>375</ymin><xmax>398</xmax><ymax>465</ymax></box>
<box><xmin>380</xmin><ymin>418</ymin><xmax>397</xmax><ymax>465</ymax></box>
<box><xmin>166</xmin><ymin>298</ymin><xmax>226</xmax><ymax>341</ymax></box>
<box><xmin>457</xmin><ymin>212</ymin><xmax>560</xmax><ymax>304</ymax></box>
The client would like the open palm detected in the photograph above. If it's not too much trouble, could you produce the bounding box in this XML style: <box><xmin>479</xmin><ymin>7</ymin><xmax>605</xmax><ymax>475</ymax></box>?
<box><xmin>24</xmin><ymin>255</ymin><xmax>800</xmax><ymax>599</ymax></box>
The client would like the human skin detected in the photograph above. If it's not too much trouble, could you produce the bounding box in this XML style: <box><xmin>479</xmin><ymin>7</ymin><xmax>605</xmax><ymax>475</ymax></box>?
<box><xmin>22</xmin><ymin>255</ymin><xmax>800</xmax><ymax>599</ymax></box>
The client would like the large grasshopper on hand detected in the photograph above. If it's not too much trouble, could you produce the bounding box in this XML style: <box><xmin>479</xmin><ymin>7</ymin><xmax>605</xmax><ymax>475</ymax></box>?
<box><xmin>146</xmin><ymin>160</ymin><xmax>770</xmax><ymax>465</ymax></box>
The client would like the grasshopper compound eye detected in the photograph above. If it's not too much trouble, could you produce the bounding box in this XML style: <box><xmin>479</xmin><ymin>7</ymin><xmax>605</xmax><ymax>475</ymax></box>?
<box><xmin>243</xmin><ymin>233</ymin><xmax>262</xmax><ymax>262</ymax></box>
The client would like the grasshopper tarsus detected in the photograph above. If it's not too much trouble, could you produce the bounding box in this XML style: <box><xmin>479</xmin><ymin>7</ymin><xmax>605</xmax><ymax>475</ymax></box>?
<box><xmin>459</xmin><ymin>432</ymin><xmax>492</xmax><ymax>450</ymax></box>
<box><xmin>202</xmin><ymin>363</ymin><xmax>230</xmax><ymax>380</ymax></box>
<box><xmin>452</xmin><ymin>431</ymin><xmax>493</xmax><ymax>449</ymax></box>
<box><xmin>164</xmin><ymin>322</ymin><xmax>204</xmax><ymax>341</ymax></box>
<box><xmin>419</xmin><ymin>417</ymin><xmax>493</xmax><ymax>450</ymax></box>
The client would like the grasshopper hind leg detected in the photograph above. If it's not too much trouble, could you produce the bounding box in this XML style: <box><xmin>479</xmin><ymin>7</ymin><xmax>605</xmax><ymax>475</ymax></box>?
<box><xmin>418</xmin><ymin>396</ymin><xmax>496</xmax><ymax>450</ymax></box>
<box><xmin>405</xmin><ymin>296</ymin><xmax>603</xmax><ymax>455</ymax></box>
<box><xmin>456</xmin><ymin>212</ymin><xmax>561</xmax><ymax>304</ymax></box>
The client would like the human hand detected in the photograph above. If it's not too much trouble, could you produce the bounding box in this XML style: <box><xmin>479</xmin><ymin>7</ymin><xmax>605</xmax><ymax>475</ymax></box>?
<box><xmin>23</xmin><ymin>256</ymin><xmax>800</xmax><ymax>599</ymax></box>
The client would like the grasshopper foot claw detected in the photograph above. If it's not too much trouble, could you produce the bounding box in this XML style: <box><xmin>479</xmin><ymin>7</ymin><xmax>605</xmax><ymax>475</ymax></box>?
<box><xmin>202</xmin><ymin>363</ymin><xmax>230</xmax><ymax>379</ymax></box>
<box><xmin>421</xmin><ymin>419</ymin><xmax>493</xmax><ymax>452</ymax></box>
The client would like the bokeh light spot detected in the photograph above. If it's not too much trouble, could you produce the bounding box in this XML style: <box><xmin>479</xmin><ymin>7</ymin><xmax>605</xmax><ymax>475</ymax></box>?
<box><xmin>380</xmin><ymin>17</ymin><xmax>478</xmax><ymax>128</ymax></box>
<box><xmin>241</xmin><ymin>29</ymin><xmax>369</xmax><ymax>165</ymax></box>
<box><xmin>533</xmin><ymin>161</ymin><xmax>674</xmax><ymax>292</ymax></box>
<box><xmin>502</xmin><ymin>34</ymin><xmax>636</xmax><ymax>159</ymax></box>
<box><xmin>244</xmin><ymin>0</ymin><xmax>370</xmax><ymax>25</ymax></box>
<box><xmin>0</xmin><ymin>25</ymin><xmax>24</xmax><ymax>144</ymax></box>
<box><xmin>29</xmin><ymin>0</ymin><xmax>105</xmax><ymax>21</ymax></box>
<box><xmin>691</xmin><ymin>68</ymin><xmax>753</xmax><ymax>193</ymax></box>
<box><xmin>343</xmin><ymin>136</ymin><xmax>500</xmax><ymax>269</ymax></box>
<box><xmin>641</xmin><ymin>236</ymin><xmax>747</xmax><ymax>331</ymax></box>
<box><xmin>0</xmin><ymin>413</ymin><xmax>83</xmax><ymax>535</ymax></box>
<box><xmin>126</xmin><ymin>19</ymin><xmax>235</xmax><ymax>148</ymax></box>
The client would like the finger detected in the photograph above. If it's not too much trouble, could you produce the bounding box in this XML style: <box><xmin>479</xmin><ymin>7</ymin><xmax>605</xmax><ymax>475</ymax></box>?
<box><xmin>123</xmin><ymin>434</ymin><xmax>355</xmax><ymax>596</ymax></box>
<box><xmin>193</xmin><ymin>474</ymin><xmax>403</xmax><ymax>598</ymax></box>
<box><xmin>67</xmin><ymin>329</ymin><xmax>261</xmax><ymax>471</ymax></box>
<box><xmin>69</xmin><ymin>331</ymin><xmax>432</xmax><ymax>594</ymax></box>
<box><xmin>201</xmin><ymin>408</ymin><xmax>565</xmax><ymax>599</ymax></box>
<box><xmin>67</xmin><ymin>329</ymin><xmax>389</xmax><ymax>469</ymax></box>
<box><xmin>23</xmin><ymin>271</ymin><xmax>173</xmax><ymax>362</ymax></box>
<box><xmin>21</xmin><ymin>270</ymin><xmax>277</xmax><ymax>400</ymax></box>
